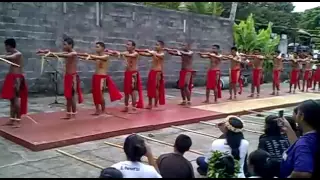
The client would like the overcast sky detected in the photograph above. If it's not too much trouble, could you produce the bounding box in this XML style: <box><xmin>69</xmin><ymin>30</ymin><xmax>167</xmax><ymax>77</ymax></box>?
<box><xmin>293</xmin><ymin>2</ymin><xmax>320</xmax><ymax>12</ymax></box>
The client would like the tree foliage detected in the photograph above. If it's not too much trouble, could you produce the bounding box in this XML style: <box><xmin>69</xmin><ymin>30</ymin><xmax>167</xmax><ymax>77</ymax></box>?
<box><xmin>233</xmin><ymin>14</ymin><xmax>280</xmax><ymax>54</ymax></box>
<box><xmin>180</xmin><ymin>2</ymin><xmax>224</xmax><ymax>16</ymax></box>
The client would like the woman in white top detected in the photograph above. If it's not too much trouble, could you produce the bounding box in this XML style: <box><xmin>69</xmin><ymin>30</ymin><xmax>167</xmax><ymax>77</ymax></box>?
<box><xmin>111</xmin><ymin>134</ymin><xmax>162</xmax><ymax>178</ymax></box>
<box><xmin>196</xmin><ymin>115</ymin><xmax>249</xmax><ymax>178</ymax></box>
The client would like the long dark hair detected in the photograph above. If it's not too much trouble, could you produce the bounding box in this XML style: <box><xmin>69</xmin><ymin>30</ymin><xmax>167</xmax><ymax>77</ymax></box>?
<box><xmin>264</xmin><ymin>115</ymin><xmax>282</xmax><ymax>136</ymax></box>
<box><xmin>225</xmin><ymin>117</ymin><xmax>244</xmax><ymax>160</ymax></box>
<box><xmin>297</xmin><ymin>100</ymin><xmax>320</xmax><ymax>178</ymax></box>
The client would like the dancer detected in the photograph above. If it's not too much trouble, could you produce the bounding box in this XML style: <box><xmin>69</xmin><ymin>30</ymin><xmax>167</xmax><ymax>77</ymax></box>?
<box><xmin>116</xmin><ymin>40</ymin><xmax>144</xmax><ymax>113</ymax></box>
<box><xmin>137</xmin><ymin>40</ymin><xmax>165</xmax><ymax>110</ymax></box>
<box><xmin>301</xmin><ymin>52</ymin><xmax>315</xmax><ymax>92</ymax></box>
<box><xmin>37</xmin><ymin>37</ymin><xmax>83</xmax><ymax>119</ymax></box>
<box><xmin>78</xmin><ymin>42</ymin><xmax>123</xmax><ymax>115</ymax></box>
<box><xmin>222</xmin><ymin>47</ymin><xmax>242</xmax><ymax>100</ymax></box>
<box><xmin>271</xmin><ymin>50</ymin><xmax>283</xmax><ymax>95</ymax></box>
<box><xmin>1</xmin><ymin>38</ymin><xmax>28</xmax><ymax>127</ymax></box>
<box><xmin>287</xmin><ymin>52</ymin><xmax>302</xmax><ymax>93</ymax></box>
<box><xmin>312</xmin><ymin>60</ymin><xmax>320</xmax><ymax>91</ymax></box>
<box><xmin>165</xmin><ymin>43</ymin><xmax>194</xmax><ymax>106</ymax></box>
<box><xmin>199</xmin><ymin>44</ymin><xmax>222</xmax><ymax>103</ymax></box>
<box><xmin>241</xmin><ymin>48</ymin><xmax>265</xmax><ymax>98</ymax></box>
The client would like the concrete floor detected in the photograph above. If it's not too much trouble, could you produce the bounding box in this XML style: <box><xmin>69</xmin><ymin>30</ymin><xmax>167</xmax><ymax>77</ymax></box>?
<box><xmin>0</xmin><ymin>83</ymin><xmax>304</xmax><ymax>178</ymax></box>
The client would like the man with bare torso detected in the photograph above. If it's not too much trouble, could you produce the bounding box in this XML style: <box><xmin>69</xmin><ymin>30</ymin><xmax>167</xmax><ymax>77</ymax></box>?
<box><xmin>313</xmin><ymin>60</ymin><xmax>320</xmax><ymax>91</ymax></box>
<box><xmin>222</xmin><ymin>47</ymin><xmax>241</xmax><ymax>100</ymax></box>
<box><xmin>1</xmin><ymin>38</ymin><xmax>28</xmax><ymax>128</ymax></box>
<box><xmin>199</xmin><ymin>44</ymin><xmax>222</xmax><ymax>103</ymax></box>
<box><xmin>288</xmin><ymin>52</ymin><xmax>302</xmax><ymax>93</ymax></box>
<box><xmin>166</xmin><ymin>43</ymin><xmax>194</xmax><ymax>106</ymax></box>
<box><xmin>42</xmin><ymin>37</ymin><xmax>83</xmax><ymax>119</ymax></box>
<box><xmin>242</xmin><ymin>48</ymin><xmax>265</xmax><ymax>98</ymax></box>
<box><xmin>271</xmin><ymin>50</ymin><xmax>283</xmax><ymax>95</ymax></box>
<box><xmin>78</xmin><ymin>42</ymin><xmax>122</xmax><ymax>115</ymax></box>
<box><xmin>138</xmin><ymin>40</ymin><xmax>165</xmax><ymax>110</ymax></box>
<box><xmin>116</xmin><ymin>40</ymin><xmax>144</xmax><ymax>113</ymax></box>
<box><xmin>301</xmin><ymin>52</ymin><xmax>315</xmax><ymax>92</ymax></box>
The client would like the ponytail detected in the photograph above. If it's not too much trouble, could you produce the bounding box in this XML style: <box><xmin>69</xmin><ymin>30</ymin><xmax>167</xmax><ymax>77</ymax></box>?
<box><xmin>226</xmin><ymin>131</ymin><xmax>244</xmax><ymax>160</ymax></box>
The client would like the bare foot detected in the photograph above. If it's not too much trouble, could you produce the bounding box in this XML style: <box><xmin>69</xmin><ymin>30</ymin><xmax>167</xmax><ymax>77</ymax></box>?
<box><xmin>12</xmin><ymin>121</ymin><xmax>21</xmax><ymax>128</ymax></box>
<box><xmin>61</xmin><ymin>113</ymin><xmax>72</xmax><ymax>120</ymax></box>
<box><xmin>293</xmin><ymin>90</ymin><xmax>296</xmax><ymax>94</ymax></box>
<box><xmin>287</xmin><ymin>91</ymin><xmax>292</xmax><ymax>93</ymax></box>
<box><xmin>276</xmin><ymin>91</ymin><xmax>280</xmax><ymax>96</ymax></box>
<box><xmin>248</xmin><ymin>94</ymin><xmax>254</xmax><ymax>98</ymax></box>
<box><xmin>186</xmin><ymin>101</ymin><xmax>191</xmax><ymax>106</ymax></box>
<box><xmin>128</xmin><ymin>108</ymin><xmax>138</xmax><ymax>114</ymax></box>
<box><xmin>178</xmin><ymin>101</ymin><xmax>187</xmax><ymax>106</ymax></box>
<box><xmin>91</xmin><ymin>111</ymin><xmax>100</xmax><ymax>116</ymax></box>
<box><xmin>233</xmin><ymin>95</ymin><xmax>237</xmax><ymax>100</ymax></box>
<box><xmin>145</xmin><ymin>105</ymin><xmax>152</xmax><ymax>110</ymax></box>
<box><xmin>121</xmin><ymin>107</ymin><xmax>129</xmax><ymax>113</ymax></box>
<box><xmin>202</xmin><ymin>100</ymin><xmax>210</xmax><ymax>104</ymax></box>
<box><xmin>228</xmin><ymin>96</ymin><xmax>232</xmax><ymax>100</ymax></box>
<box><xmin>270</xmin><ymin>92</ymin><xmax>275</xmax><ymax>95</ymax></box>
<box><xmin>3</xmin><ymin>119</ymin><xmax>15</xmax><ymax>126</ymax></box>
<box><xmin>256</xmin><ymin>94</ymin><xmax>260</xmax><ymax>98</ymax></box>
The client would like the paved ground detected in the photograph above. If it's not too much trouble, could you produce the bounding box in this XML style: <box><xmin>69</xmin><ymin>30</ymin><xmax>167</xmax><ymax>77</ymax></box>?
<box><xmin>0</xmin><ymin>83</ymin><xmax>305</xmax><ymax>178</ymax></box>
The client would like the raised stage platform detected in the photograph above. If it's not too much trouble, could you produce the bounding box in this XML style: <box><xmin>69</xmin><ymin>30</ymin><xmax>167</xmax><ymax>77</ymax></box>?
<box><xmin>1</xmin><ymin>89</ymin><xmax>320</xmax><ymax>151</ymax></box>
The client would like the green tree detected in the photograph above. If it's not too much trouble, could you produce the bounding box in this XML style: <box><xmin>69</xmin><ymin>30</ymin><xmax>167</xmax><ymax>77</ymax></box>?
<box><xmin>142</xmin><ymin>2</ymin><xmax>181</xmax><ymax>10</ymax></box>
<box><xmin>181</xmin><ymin>2</ymin><xmax>224</xmax><ymax>16</ymax></box>
<box><xmin>299</xmin><ymin>7</ymin><xmax>320</xmax><ymax>32</ymax></box>
<box><xmin>233</xmin><ymin>14</ymin><xmax>280</xmax><ymax>72</ymax></box>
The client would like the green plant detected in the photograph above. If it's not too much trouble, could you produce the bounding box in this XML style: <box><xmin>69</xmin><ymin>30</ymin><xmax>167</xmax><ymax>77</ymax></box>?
<box><xmin>179</xmin><ymin>2</ymin><xmax>224</xmax><ymax>16</ymax></box>
<box><xmin>233</xmin><ymin>14</ymin><xmax>280</xmax><ymax>72</ymax></box>
<box><xmin>207</xmin><ymin>151</ymin><xmax>240</xmax><ymax>178</ymax></box>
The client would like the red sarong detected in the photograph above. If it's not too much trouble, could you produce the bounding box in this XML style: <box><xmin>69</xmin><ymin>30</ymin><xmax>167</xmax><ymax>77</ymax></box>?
<box><xmin>314</xmin><ymin>69</ymin><xmax>320</xmax><ymax>82</ymax></box>
<box><xmin>92</xmin><ymin>74</ymin><xmax>123</xmax><ymax>105</ymax></box>
<box><xmin>206</xmin><ymin>69</ymin><xmax>221</xmax><ymax>98</ymax></box>
<box><xmin>273</xmin><ymin>69</ymin><xmax>281</xmax><ymax>87</ymax></box>
<box><xmin>303</xmin><ymin>70</ymin><xmax>312</xmax><ymax>88</ymax></box>
<box><xmin>252</xmin><ymin>68</ymin><xmax>263</xmax><ymax>87</ymax></box>
<box><xmin>64</xmin><ymin>73</ymin><xmax>83</xmax><ymax>103</ymax></box>
<box><xmin>230</xmin><ymin>68</ymin><xmax>243</xmax><ymax>94</ymax></box>
<box><xmin>124</xmin><ymin>70</ymin><xmax>144</xmax><ymax>108</ymax></box>
<box><xmin>147</xmin><ymin>70</ymin><xmax>165</xmax><ymax>105</ymax></box>
<box><xmin>178</xmin><ymin>69</ymin><xmax>194</xmax><ymax>92</ymax></box>
<box><xmin>290</xmin><ymin>69</ymin><xmax>299</xmax><ymax>85</ymax></box>
<box><xmin>1</xmin><ymin>73</ymin><xmax>28</xmax><ymax>115</ymax></box>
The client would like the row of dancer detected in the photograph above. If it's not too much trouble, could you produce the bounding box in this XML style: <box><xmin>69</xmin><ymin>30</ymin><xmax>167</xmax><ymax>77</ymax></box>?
<box><xmin>1</xmin><ymin>37</ymin><xmax>319</xmax><ymax>127</ymax></box>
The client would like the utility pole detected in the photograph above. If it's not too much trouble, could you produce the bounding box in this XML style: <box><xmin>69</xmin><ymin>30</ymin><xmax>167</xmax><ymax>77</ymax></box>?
<box><xmin>229</xmin><ymin>2</ymin><xmax>238</xmax><ymax>22</ymax></box>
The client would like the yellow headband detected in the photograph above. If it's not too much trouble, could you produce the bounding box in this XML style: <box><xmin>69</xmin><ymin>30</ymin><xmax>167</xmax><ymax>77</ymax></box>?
<box><xmin>224</xmin><ymin>115</ymin><xmax>244</xmax><ymax>133</ymax></box>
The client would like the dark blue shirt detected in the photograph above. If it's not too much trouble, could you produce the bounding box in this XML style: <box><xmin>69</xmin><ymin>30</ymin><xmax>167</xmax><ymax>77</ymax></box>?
<box><xmin>280</xmin><ymin>132</ymin><xmax>317</xmax><ymax>178</ymax></box>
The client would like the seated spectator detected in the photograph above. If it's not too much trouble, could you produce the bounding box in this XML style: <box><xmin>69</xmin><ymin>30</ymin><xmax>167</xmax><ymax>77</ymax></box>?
<box><xmin>196</xmin><ymin>115</ymin><xmax>249</xmax><ymax>178</ymax></box>
<box><xmin>111</xmin><ymin>134</ymin><xmax>162</xmax><ymax>178</ymax></box>
<box><xmin>258</xmin><ymin>115</ymin><xmax>290</xmax><ymax>177</ymax></box>
<box><xmin>99</xmin><ymin>167</ymin><xmax>123</xmax><ymax>178</ymax></box>
<box><xmin>280</xmin><ymin>100</ymin><xmax>320</xmax><ymax>178</ymax></box>
<box><xmin>156</xmin><ymin>134</ymin><xmax>194</xmax><ymax>178</ymax></box>
<box><xmin>258</xmin><ymin>115</ymin><xmax>290</xmax><ymax>160</ymax></box>
<box><xmin>248</xmin><ymin>150</ymin><xmax>277</xmax><ymax>178</ymax></box>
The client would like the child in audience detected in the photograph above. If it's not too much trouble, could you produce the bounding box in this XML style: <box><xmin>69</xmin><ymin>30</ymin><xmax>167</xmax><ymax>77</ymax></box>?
<box><xmin>248</xmin><ymin>150</ymin><xmax>277</xmax><ymax>178</ymax></box>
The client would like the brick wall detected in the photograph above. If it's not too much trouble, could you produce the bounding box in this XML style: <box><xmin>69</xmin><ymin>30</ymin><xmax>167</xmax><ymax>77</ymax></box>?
<box><xmin>0</xmin><ymin>2</ymin><xmax>234</xmax><ymax>94</ymax></box>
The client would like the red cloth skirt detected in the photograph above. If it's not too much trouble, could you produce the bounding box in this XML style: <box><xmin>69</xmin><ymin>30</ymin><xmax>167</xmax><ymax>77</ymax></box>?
<box><xmin>206</xmin><ymin>69</ymin><xmax>221</xmax><ymax>98</ymax></box>
<box><xmin>178</xmin><ymin>69</ymin><xmax>194</xmax><ymax>92</ymax></box>
<box><xmin>1</xmin><ymin>73</ymin><xmax>28</xmax><ymax>115</ymax></box>
<box><xmin>64</xmin><ymin>73</ymin><xmax>83</xmax><ymax>103</ymax></box>
<box><xmin>124</xmin><ymin>70</ymin><xmax>144</xmax><ymax>108</ymax></box>
<box><xmin>147</xmin><ymin>70</ymin><xmax>165</xmax><ymax>105</ymax></box>
<box><xmin>273</xmin><ymin>69</ymin><xmax>281</xmax><ymax>87</ymax></box>
<box><xmin>252</xmin><ymin>68</ymin><xmax>263</xmax><ymax>87</ymax></box>
<box><xmin>92</xmin><ymin>74</ymin><xmax>122</xmax><ymax>105</ymax></box>
<box><xmin>290</xmin><ymin>69</ymin><xmax>300</xmax><ymax>85</ymax></box>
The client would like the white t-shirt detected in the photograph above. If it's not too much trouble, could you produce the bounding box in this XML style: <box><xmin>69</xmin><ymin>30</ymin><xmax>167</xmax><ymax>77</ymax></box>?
<box><xmin>205</xmin><ymin>139</ymin><xmax>249</xmax><ymax>178</ymax></box>
<box><xmin>111</xmin><ymin>161</ymin><xmax>162</xmax><ymax>178</ymax></box>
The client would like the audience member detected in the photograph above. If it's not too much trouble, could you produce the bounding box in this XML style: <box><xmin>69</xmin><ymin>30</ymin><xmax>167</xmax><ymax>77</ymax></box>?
<box><xmin>284</xmin><ymin>115</ymin><xmax>302</xmax><ymax>137</ymax></box>
<box><xmin>156</xmin><ymin>134</ymin><xmax>194</xmax><ymax>178</ymax></box>
<box><xmin>280</xmin><ymin>100</ymin><xmax>320</xmax><ymax>178</ymax></box>
<box><xmin>258</xmin><ymin>115</ymin><xmax>290</xmax><ymax>177</ymax></box>
<box><xmin>111</xmin><ymin>134</ymin><xmax>162</xmax><ymax>178</ymax></box>
<box><xmin>196</xmin><ymin>115</ymin><xmax>249</xmax><ymax>178</ymax></box>
<box><xmin>99</xmin><ymin>167</ymin><xmax>123</xmax><ymax>178</ymax></box>
<box><xmin>248</xmin><ymin>150</ymin><xmax>276</xmax><ymax>178</ymax></box>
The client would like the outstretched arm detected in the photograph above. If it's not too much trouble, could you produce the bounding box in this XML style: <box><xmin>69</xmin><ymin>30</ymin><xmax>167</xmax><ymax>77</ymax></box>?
<box><xmin>52</xmin><ymin>51</ymin><xmax>77</xmax><ymax>58</ymax></box>
<box><xmin>164</xmin><ymin>48</ymin><xmax>181</xmax><ymax>56</ymax></box>
<box><xmin>0</xmin><ymin>52</ymin><xmax>22</xmax><ymax>61</ymax></box>
<box><xmin>180</xmin><ymin>50</ymin><xmax>193</xmax><ymax>56</ymax></box>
